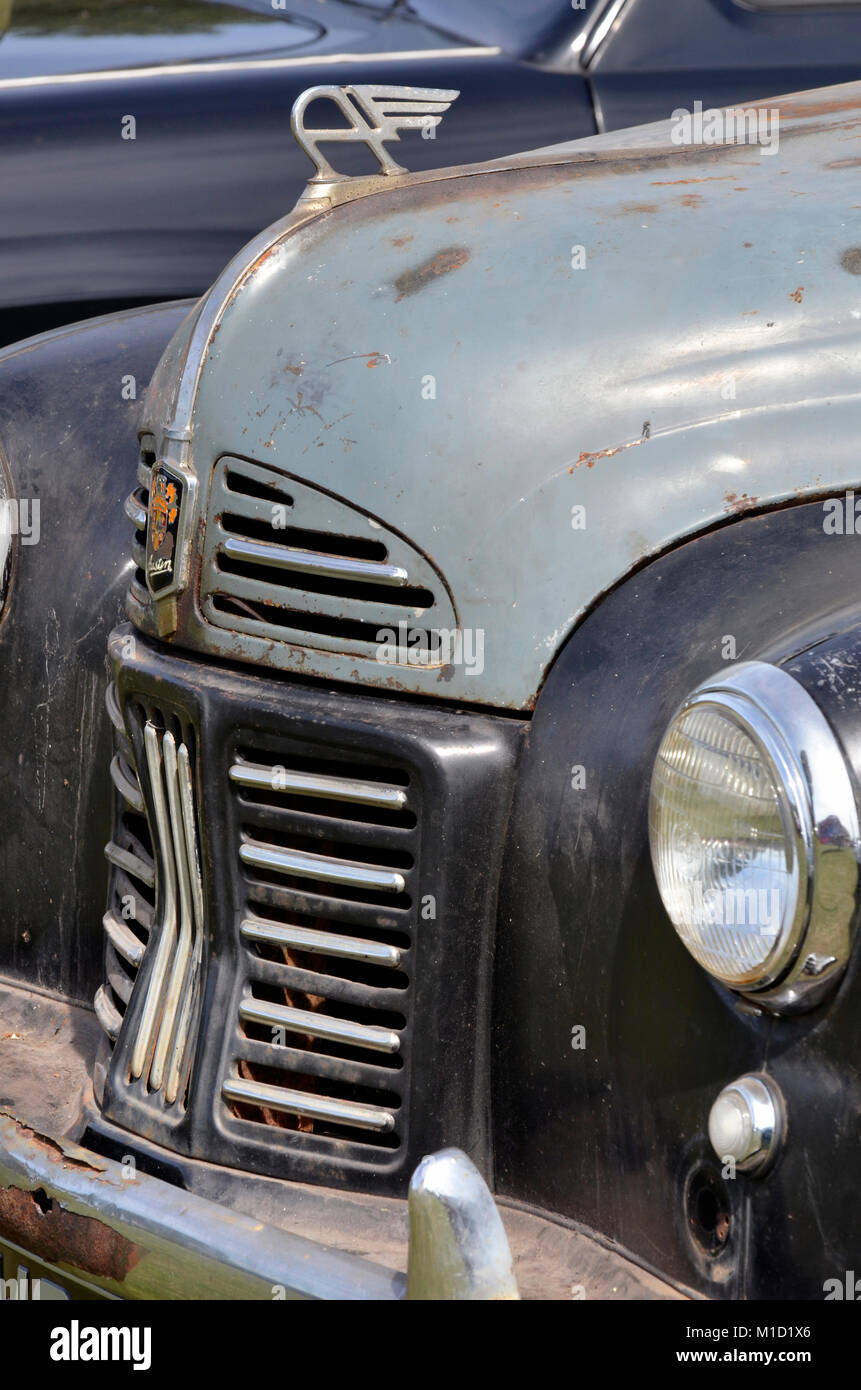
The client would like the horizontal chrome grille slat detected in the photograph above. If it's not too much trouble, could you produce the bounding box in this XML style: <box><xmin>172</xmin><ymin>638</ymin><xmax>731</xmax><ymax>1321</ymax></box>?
<box><xmin>229</xmin><ymin>761</ymin><xmax>406</xmax><ymax>810</ymax></box>
<box><xmin>220</xmin><ymin>534</ymin><xmax>409</xmax><ymax>586</ymax></box>
<box><xmin>103</xmin><ymin>909</ymin><xmax>145</xmax><ymax>968</ymax></box>
<box><xmin>110</xmin><ymin>754</ymin><xmax>145</xmax><ymax>813</ymax></box>
<box><xmin>239</xmin><ymin>997</ymin><xmax>401</xmax><ymax>1054</ymax></box>
<box><xmin>241</xmin><ymin>914</ymin><xmax>402</xmax><ymax>968</ymax></box>
<box><xmin>104</xmin><ymin>840</ymin><xmax>155</xmax><ymax>890</ymax></box>
<box><xmin>223</xmin><ymin>1076</ymin><xmax>396</xmax><ymax>1132</ymax></box>
<box><xmin>94</xmin><ymin>984</ymin><xmax>122</xmax><ymax>1042</ymax></box>
<box><xmin>137</xmin><ymin>459</ymin><xmax>152</xmax><ymax>490</ymax></box>
<box><xmin>240</xmin><ymin>838</ymin><xmax>406</xmax><ymax>894</ymax></box>
<box><xmin>209</xmin><ymin>567</ymin><xmax>431</xmax><ymax>630</ymax></box>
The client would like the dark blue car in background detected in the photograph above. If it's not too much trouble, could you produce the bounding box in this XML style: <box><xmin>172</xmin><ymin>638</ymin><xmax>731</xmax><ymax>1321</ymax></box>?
<box><xmin>2</xmin><ymin>0</ymin><xmax>861</xmax><ymax>345</ymax></box>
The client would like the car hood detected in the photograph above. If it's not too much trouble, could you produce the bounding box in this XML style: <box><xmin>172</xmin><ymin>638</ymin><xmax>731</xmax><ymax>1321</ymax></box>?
<box><xmin>142</xmin><ymin>82</ymin><xmax>861</xmax><ymax>710</ymax></box>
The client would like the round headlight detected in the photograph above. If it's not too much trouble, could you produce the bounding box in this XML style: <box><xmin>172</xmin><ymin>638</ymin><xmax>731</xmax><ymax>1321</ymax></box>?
<box><xmin>649</xmin><ymin>661</ymin><xmax>860</xmax><ymax>1010</ymax></box>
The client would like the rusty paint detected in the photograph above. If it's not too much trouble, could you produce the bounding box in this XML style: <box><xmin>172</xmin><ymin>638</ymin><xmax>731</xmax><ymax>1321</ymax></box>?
<box><xmin>616</xmin><ymin>202</ymin><xmax>658</xmax><ymax>216</ymax></box>
<box><xmin>841</xmin><ymin>248</ymin><xmax>861</xmax><ymax>275</ymax></box>
<box><xmin>389</xmin><ymin>235</ymin><xmax>414</xmax><ymax>248</ymax></box>
<box><xmin>650</xmin><ymin>175</ymin><xmax>733</xmax><ymax>186</ymax></box>
<box><xmin>724</xmin><ymin>491</ymin><xmax>758</xmax><ymax>515</ymax></box>
<box><xmin>790</xmin><ymin>287</ymin><xmax>804</xmax><ymax>303</ymax></box>
<box><xmin>283</xmin><ymin>363</ymin><xmax>304</xmax><ymax>377</ymax></box>
<box><xmin>574</xmin><ymin>431</ymin><xmax>650</xmax><ymax>470</ymax></box>
<box><xmin>0</xmin><ymin>1184</ymin><xmax>142</xmax><ymax>1282</ymax></box>
<box><xmin>828</xmin><ymin>157</ymin><xmax>861</xmax><ymax>170</ymax></box>
<box><xmin>680</xmin><ymin>194</ymin><xmax>702</xmax><ymax>208</ymax></box>
<box><xmin>394</xmin><ymin>246</ymin><xmax>469</xmax><ymax>300</ymax></box>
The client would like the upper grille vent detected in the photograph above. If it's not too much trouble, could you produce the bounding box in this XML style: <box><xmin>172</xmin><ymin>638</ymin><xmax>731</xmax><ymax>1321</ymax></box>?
<box><xmin>200</xmin><ymin>456</ymin><xmax>458</xmax><ymax>660</ymax></box>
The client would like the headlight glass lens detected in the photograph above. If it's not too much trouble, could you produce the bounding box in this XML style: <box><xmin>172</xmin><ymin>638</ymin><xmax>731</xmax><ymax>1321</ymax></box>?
<box><xmin>649</xmin><ymin>702</ymin><xmax>801</xmax><ymax>987</ymax></box>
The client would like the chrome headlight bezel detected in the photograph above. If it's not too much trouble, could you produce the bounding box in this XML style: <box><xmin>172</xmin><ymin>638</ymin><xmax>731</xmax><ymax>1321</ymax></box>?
<box><xmin>650</xmin><ymin>660</ymin><xmax>861</xmax><ymax>1013</ymax></box>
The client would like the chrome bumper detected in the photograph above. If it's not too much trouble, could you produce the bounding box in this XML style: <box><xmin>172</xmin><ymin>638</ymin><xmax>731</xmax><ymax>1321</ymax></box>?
<box><xmin>0</xmin><ymin>1113</ymin><xmax>518</xmax><ymax>1300</ymax></box>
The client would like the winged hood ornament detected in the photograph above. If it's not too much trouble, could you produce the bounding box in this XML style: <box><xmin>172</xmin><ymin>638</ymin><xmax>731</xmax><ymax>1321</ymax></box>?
<box><xmin>291</xmin><ymin>84</ymin><xmax>460</xmax><ymax>186</ymax></box>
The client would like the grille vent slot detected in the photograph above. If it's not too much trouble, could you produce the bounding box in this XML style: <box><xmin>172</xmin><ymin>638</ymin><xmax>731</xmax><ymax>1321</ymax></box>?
<box><xmin>127</xmin><ymin>434</ymin><xmax>155</xmax><ymax>598</ymax></box>
<box><xmin>100</xmin><ymin>690</ymin><xmax>206</xmax><ymax>1111</ymax></box>
<box><xmin>201</xmin><ymin>456</ymin><xmax>458</xmax><ymax>661</ymax></box>
<box><xmin>225</xmin><ymin>745</ymin><xmax>417</xmax><ymax>1150</ymax></box>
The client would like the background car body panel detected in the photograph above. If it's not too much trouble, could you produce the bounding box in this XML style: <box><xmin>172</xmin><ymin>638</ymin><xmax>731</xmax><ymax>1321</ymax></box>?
<box><xmin>133</xmin><ymin>85</ymin><xmax>861</xmax><ymax>710</ymax></box>
<box><xmin>8</xmin><ymin>0</ymin><xmax>861</xmax><ymax>345</ymax></box>
<box><xmin>493</xmin><ymin>498</ymin><xmax>861</xmax><ymax>1299</ymax></box>
<box><xmin>0</xmin><ymin>300</ymin><xmax>193</xmax><ymax>1003</ymax></box>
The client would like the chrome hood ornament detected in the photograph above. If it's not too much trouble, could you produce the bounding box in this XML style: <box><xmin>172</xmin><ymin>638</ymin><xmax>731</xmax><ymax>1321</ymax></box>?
<box><xmin>291</xmin><ymin>84</ymin><xmax>459</xmax><ymax>185</ymax></box>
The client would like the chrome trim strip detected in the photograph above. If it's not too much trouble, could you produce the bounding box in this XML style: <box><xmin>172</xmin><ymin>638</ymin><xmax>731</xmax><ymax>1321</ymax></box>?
<box><xmin>104</xmin><ymin>840</ymin><xmax>155</xmax><ymax>890</ymax></box>
<box><xmin>137</xmin><ymin>458</ymin><xmax>153</xmax><ymax>489</ymax></box>
<box><xmin>131</xmin><ymin>724</ymin><xmax>178</xmax><ymax>1082</ymax></box>
<box><xmin>94</xmin><ymin>984</ymin><xmax>122</xmax><ymax>1042</ymax></box>
<box><xmin>580</xmin><ymin>0</ymin><xmax>631</xmax><ymax>68</ymax></box>
<box><xmin>241</xmin><ymin>914</ymin><xmax>402</xmax><ymax>968</ymax></box>
<box><xmin>229</xmin><ymin>760</ymin><xmax>407</xmax><ymax>810</ymax></box>
<box><xmin>109</xmin><ymin>753</ymin><xmax>145</xmax><ymax>813</ymax></box>
<box><xmin>150</xmin><ymin>733</ymin><xmax>193</xmax><ymax>1095</ymax></box>
<box><xmin>0</xmin><ymin>48</ymin><xmax>499</xmax><ymax>93</ymax></box>
<box><xmin>103</xmin><ymin>909</ymin><xmax>145</xmax><ymax>968</ymax></box>
<box><xmin>164</xmin><ymin>742</ymin><xmax>206</xmax><ymax>1105</ymax></box>
<box><xmin>240</xmin><ymin>839</ymin><xmax>406</xmax><ymax>893</ymax></box>
<box><xmin>223</xmin><ymin>1075</ymin><xmax>396</xmax><ymax>1132</ymax></box>
<box><xmin>239</xmin><ymin>997</ymin><xmax>401</xmax><ymax>1054</ymax></box>
<box><xmin>220</xmin><ymin>535</ymin><xmax>409</xmax><ymax>586</ymax></box>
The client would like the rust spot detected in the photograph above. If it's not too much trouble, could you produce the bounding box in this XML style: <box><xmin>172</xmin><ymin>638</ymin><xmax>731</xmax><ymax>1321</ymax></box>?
<box><xmin>650</xmin><ymin>175</ymin><xmax>733</xmax><ymax>186</ymax></box>
<box><xmin>724</xmin><ymin>491</ymin><xmax>758</xmax><ymax>514</ymax></box>
<box><xmin>283</xmin><ymin>362</ymin><xmax>304</xmax><ymax>377</ymax></box>
<box><xmin>790</xmin><ymin>287</ymin><xmax>804</xmax><ymax>303</ymax></box>
<box><xmin>841</xmin><ymin>248</ymin><xmax>861</xmax><ymax>276</ymax></box>
<box><xmin>680</xmin><ymin>194</ymin><xmax>702</xmax><ymax>208</ymax></box>
<box><xmin>616</xmin><ymin>202</ymin><xmax>658</xmax><ymax>216</ymax></box>
<box><xmin>389</xmin><ymin>235</ymin><xmax>414</xmax><ymax>248</ymax></box>
<box><xmin>395</xmin><ymin>246</ymin><xmax>469</xmax><ymax>300</ymax></box>
<box><xmin>0</xmin><ymin>1185</ymin><xmax>142</xmax><ymax>1282</ymax></box>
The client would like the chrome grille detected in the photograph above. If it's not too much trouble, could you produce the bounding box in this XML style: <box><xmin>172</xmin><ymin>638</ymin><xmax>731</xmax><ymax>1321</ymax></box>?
<box><xmin>225</xmin><ymin>746</ymin><xmax>415</xmax><ymax>1148</ymax></box>
<box><xmin>99</xmin><ymin>690</ymin><xmax>206</xmax><ymax>1110</ymax></box>
<box><xmin>127</xmin><ymin>434</ymin><xmax>155</xmax><ymax>600</ymax></box>
<box><xmin>99</xmin><ymin>681</ymin><xmax>154</xmax><ymax>1047</ymax></box>
<box><xmin>200</xmin><ymin>456</ymin><xmax>457</xmax><ymax>659</ymax></box>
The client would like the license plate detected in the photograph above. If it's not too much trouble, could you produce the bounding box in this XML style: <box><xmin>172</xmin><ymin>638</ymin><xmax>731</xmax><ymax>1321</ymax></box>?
<box><xmin>0</xmin><ymin>1234</ymin><xmax>116</xmax><ymax>1301</ymax></box>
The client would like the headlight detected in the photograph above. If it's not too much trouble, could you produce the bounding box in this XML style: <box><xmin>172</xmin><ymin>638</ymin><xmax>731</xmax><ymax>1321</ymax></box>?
<box><xmin>649</xmin><ymin>661</ymin><xmax>860</xmax><ymax>1011</ymax></box>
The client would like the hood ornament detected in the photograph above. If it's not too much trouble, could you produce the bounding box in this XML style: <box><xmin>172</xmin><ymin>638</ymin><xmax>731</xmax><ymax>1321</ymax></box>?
<box><xmin>291</xmin><ymin>84</ymin><xmax>459</xmax><ymax>187</ymax></box>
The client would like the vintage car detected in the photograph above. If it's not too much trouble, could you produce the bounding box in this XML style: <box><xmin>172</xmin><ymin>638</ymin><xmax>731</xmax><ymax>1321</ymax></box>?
<box><xmin>6</xmin><ymin>0</ymin><xmax>861</xmax><ymax>348</ymax></box>
<box><xmin>1</xmin><ymin>75</ymin><xmax>860</xmax><ymax>1302</ymax></box>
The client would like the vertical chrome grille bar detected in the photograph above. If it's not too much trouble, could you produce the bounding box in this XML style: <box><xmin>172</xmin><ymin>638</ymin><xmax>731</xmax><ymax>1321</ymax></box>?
<box><xmin>131</xmin><ymin>723</ymin><xmax>178</xmax><ymax>1082</ymax></box>
<box><xmin>150</xmin><ymin>732</ymin><xmax>194</xmax><ymax>1094</ymax></box>
<box><xmin>164</xmin><ymin>742</ymin><xmax>205</xmax><ymax>1104</ymax></box>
